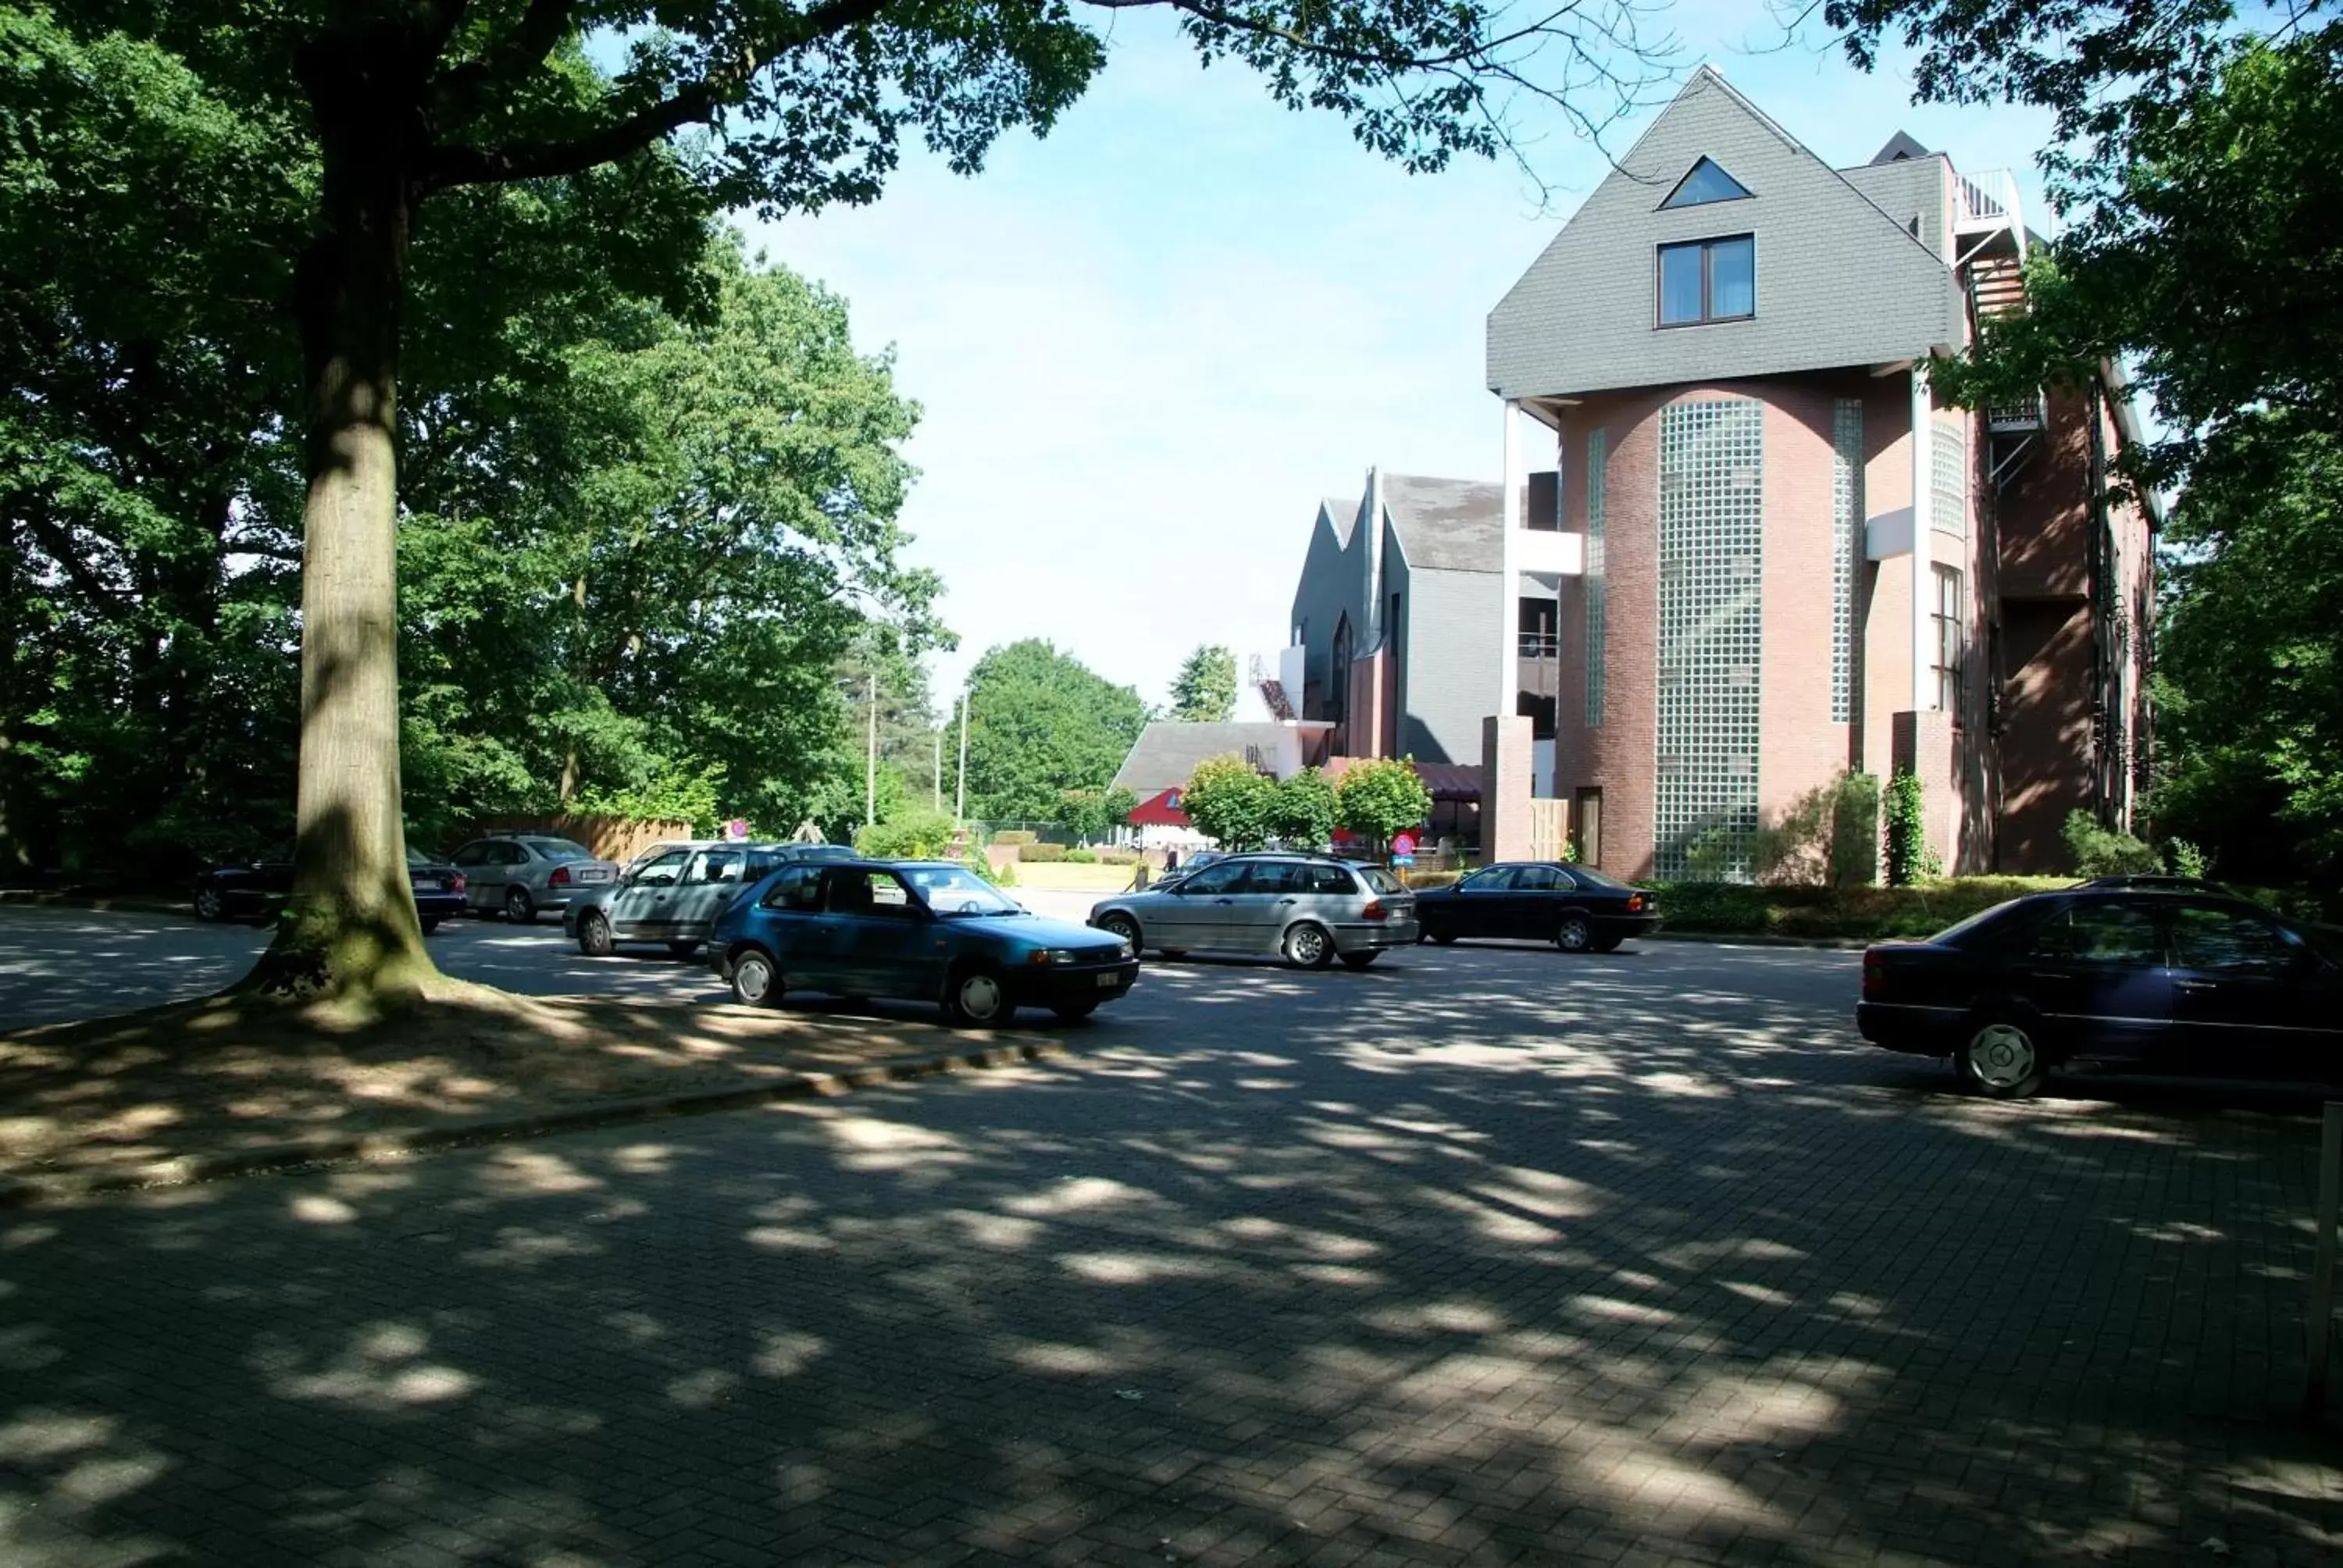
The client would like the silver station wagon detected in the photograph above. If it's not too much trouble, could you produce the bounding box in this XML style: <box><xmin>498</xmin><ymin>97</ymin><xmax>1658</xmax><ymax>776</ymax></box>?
<box><xmin>564</xmin><ymin>841</ymin><xmax>856</xmax><ymax>960</ymax></box>
<box><xmin>1087</xmin><ymin>852</ymin><xmax>1418</xmax><ymax>969</ymax></box>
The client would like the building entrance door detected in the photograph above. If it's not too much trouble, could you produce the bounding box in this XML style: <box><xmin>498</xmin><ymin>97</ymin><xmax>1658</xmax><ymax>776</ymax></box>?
<box><xmin>1574</xmin><ymin>789</ymin><xmax>1603</xmax><ymax>867</ymax></box>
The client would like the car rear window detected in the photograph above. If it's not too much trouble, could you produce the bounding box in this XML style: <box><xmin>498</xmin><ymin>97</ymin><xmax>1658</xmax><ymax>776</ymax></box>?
<box><xmin>1565</xmin><ymin>864</ymin><xmax>1632</xmax><ymax>890</ymax></box>
<box><xmin>525</xmin><ymin>838</ymin><xmax>595</xmax><ymax>862</ymax></box>
<box><xmin>1931</xmin><ymin>900</ymin><xmax>2029</xmax><ymax>949</ymax></box>
<box><xmin>1359</xmin><ymin>867</ymin><xmax>1404</xmax><ymax>895</ymax></box>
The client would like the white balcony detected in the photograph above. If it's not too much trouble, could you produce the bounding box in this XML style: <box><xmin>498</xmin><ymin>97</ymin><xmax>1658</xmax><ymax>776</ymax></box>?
<box><xmin>1514</xmin><ymin>528</ymin><xmax>1585</xmax><ymax>577</ymax></box>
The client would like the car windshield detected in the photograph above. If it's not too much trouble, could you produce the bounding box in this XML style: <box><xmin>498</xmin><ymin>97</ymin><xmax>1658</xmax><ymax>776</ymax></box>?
<box><xmin>524</xmin><ymin>838</ymin><xmax>595</xmax><ymax>862</ymax></box>
<box><xmin>1358</xmin><ymin>867</ymin><xmax>1405</xmax><ymax>894</ymax></box>
<box><xmin>405</xmin><ymin>849</ymin><xmax>440</xmax><ymax>866</ymax></box>
<box><xmin>900</xmin><ymin>864</ymin><xmax>1022</xmax><ymax>916</ymax></box>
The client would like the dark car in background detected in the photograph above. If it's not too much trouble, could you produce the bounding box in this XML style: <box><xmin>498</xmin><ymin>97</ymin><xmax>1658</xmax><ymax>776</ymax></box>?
<box><xmin>1413</xmin><ymin>861</ymin><xmax>1659</xmax><ymax>953</ymax></box>
<box><xmin>194</xmin><ymin>847</ymin><xmax>467</xmax><ymax>933</ymax></box>
<box><xmin>708</xmin><ymin>859</ymin><xmax>1139</xmax><ymax>1025</ymax></box>
<box><xmin>566</xmin><ymin>841</ymin><xmax>857</xmax><ymax>960</ymax></box>
<box><xmin>1858</xmin><ymin>886</ymin><xmax>2343</xmax><ymax>1098</ymax></box>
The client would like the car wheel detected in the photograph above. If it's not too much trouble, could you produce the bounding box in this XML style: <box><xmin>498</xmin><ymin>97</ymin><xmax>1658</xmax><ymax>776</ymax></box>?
<box><xmin>729</xmin><ymin>949</ymin><xmax>783</xmax><ymax>1008</ymax></box>
<box><xmin>1958</xmin><ymin>1015</ymin><xmax>2047</xmax><ymax>1099</ymax></box>
<box><xmin>1339</xmin><ymin>951</ymin><xmax>1378</xmax><ymax>971</ymax></box>
<box><xmin>1554</xmin><ymin>913</ymin><xmax>1595</xmax><ymax>953</ymax></box>
<box><xmin>1282</xmin><ymin>922</ymin><xmax>1335</xmax><ymax>971</ymax></box>
<box><xmin>668</xmin><ymin>940</ymin><xmax>702</xmax><ymax>961</ymax></box>
<box><xmin>420</xmin><ymin>917</ymin><xmax>440</xmax><ymax>935</ymax></box>
<box><xmin>1051</xmin><ymin>1000</ymin><xmax>1099</xmax><ymax>1022</ymax></box>
<box><xmin>945</xmin><ymin>964</ymin><xmax>1011</xmax><ymax>1028</ymax></box>
<box><xmin>1097</xmin><ymin>911</ymin><xmax>1141</xmax><ymax>952</ymax></box>
<box><xmin>193</xmin><ymin>885</ymin><xmax>225</xmax><ymax>922</ymax></box>
<box><xmin>1428</xmin><ymin>930</ymin><xmax>1457</xmax><ymax>946</ymax></box>
<box><xmin>578</xmin><ymin>911</ymin><xmax>614</xmax><ymax>957</ymax></box>
<box><xmin>505</xmin><ymin>886</ymin><xmax>536</xmax><ymax>925</ymax></box>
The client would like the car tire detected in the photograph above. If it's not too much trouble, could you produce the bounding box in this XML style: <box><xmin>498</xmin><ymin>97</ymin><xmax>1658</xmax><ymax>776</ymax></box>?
<box><xmin>420</xmin><ymin>917</ymin><xmax>440</xmax><ymax>935</ymax></box>
<box><xmin>1282</xmin><ymin>922</ymin><xmax>1335</xmax><ymax>971</ymax></box>
<box><xmin>1428</xmin><ymin>930</ymin><xmax>1457</xmax><ymax>946</ymax></box>
<box><xmin>729</xmin><ymin>948</ymin><xmax>783</xmax><ymax>1008</ymax></box>
<box><xmin>193</xmin><ymin>885</ymin><xmax>225</xmax><ymax>922</ymax></box>
<box><xmin>1339</xmin><ymin>951</ymin><xmax>1378</xmax><ymax>971</ymax></box>
<box><xmin>1097</xmin><ymin>911</ymin><xmax>1142</xmax><ymax>953</ymax></box>
<box><xmin>1554</xmin><ymin>913</ymin><xmax>1595</xmax><ymax>953</ymax></box>
<box><xmin>1051</xmin><ymin>1000</ymin><xmax>1099</xmax><ymax>1022</ymax></box>
<box><xmin>505</xmin><ymin>886</ymin><xmax>536</xmax><ymax>925</ymax></box>
<box><xmin>1957</xmin><ymin>1014</ymin><xmax>2048</xmax><ymax>1099</ymax></box>
<box><xmin>1589</xmin><ymin>934</ymin><xmax>1623</xmax><ymax>953</ymax></box>
<box><xmin>668</xmin><ymin>940</ymin><xmax>702</xmax><ymax>961</ymax></box>
<box><xmin>578</xmin><ymin>911</ymin><xmax>614</xmax><ymax>957</ymax></box>
<box><xmin>945</xmin><ymin>963</ymin><xmax>1011</xmax><ymax>1028</ymax></box>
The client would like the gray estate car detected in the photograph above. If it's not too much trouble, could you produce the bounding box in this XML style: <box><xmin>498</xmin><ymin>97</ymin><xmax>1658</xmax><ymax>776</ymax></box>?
<box><xmin>1087</xmin><ymin>852</ymin><xmax>1418</xmax><ymax>969</ymax></box>
<box><xmin>564</xmin><ymin>841</ymin><xmax>856</xmax><ymax>960</ymax></box>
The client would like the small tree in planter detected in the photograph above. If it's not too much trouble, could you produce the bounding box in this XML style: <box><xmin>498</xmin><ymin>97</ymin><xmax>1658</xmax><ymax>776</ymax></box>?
<box><xmin>1336</xmin><ymin>757</ymin><xmax>1433</xmax><ymax>855</ymax></box>
<box><xmin>1182</xmin><ymin>756</ymin><xmax>1277</xmax><ymax>851</ymax></box>
<box><xmin>1270</xmin><ymin>768</ymin><xmax>1339</xmax><ymax>850</ymax></box>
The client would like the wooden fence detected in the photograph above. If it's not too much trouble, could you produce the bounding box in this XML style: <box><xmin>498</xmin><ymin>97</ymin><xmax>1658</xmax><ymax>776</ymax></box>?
<box><xmin>466</xmin><ymin>815</ymin><xmax>694</xmax><ymax>865</ymax></box>
<box><xmin>1529</xmin><ymin>799</ymin><xmax>1570</xmax><ymax>862</ymax></box>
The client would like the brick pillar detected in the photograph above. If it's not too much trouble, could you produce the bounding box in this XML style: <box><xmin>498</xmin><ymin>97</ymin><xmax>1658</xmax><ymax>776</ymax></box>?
<box><xmin>1481</xmin><ymin>715</ymin><xmax>1535</xmax><ymax>861</ymax></box>
<box><xmin>1891</xmin><ymin>709</ymin><xmax>1956</xmax><ymax>869</ymax></box>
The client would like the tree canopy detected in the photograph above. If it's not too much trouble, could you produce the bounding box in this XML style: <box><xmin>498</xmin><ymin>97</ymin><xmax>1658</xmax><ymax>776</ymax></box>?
<box><xmin>1169</xmin><ymin>644</ymin><xmax>1238</xmax><ymax>724</ymax></box>
<box><xmin>1180</xmin><ymin>755</ymin><xmax>1277</xmax><ymax>850</ymax></box>
<box><xmin>961</xmin><ymin>640</ymin><xmax>1147</xmax><ymax>823</ymax></box>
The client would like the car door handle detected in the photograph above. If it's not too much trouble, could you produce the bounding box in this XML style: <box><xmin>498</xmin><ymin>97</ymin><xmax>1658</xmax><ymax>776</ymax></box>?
<box><xmin>1277</xmin><ymin>897</ymin><xmax>1297</xmax><ymax>905</ymax></box>
<box><xmin>2028</xmin><ymin>971</ymin><xmax>2073</xmax><ymax>982</ymax></box>
<box><xmin>2174</xmin><ymin>978</ymin><xmax>2216</xmax><ymax>992</ymax></box>
<box><xmin>1214</xmin><ymin>898</ymin><xmax>1235</xmax><ymax>904</ymax></box>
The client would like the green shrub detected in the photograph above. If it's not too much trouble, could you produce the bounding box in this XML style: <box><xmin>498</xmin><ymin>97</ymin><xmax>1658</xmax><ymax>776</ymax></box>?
<box><xmin>1646</xmin><ymin>877</ymin><xmax>2063</xmax><ymax>940</ymax></box>
<box><xmin>1065</xmin><ymin>847</ymin><xmax>1097</xmax><ymax>864</ymax></box>
<box><xmin>1020</xmin><ymin>842</ymin><xmax>1068</xmax><ymax>863</ymax></box>
<box><xmin>991</xmin><ymin>829</ymin><xmax>1037</xmax><ymax>846</ymax></box>
<box><xmin>1336</xmin><ymin>757</ymin><xmax>1433</xmax><ymax>843</ymax></box>
<box><xmin>1270</xmin><ymin>767</ymin><xmax>1338</xmax><ymax>850</ymax></box>
<box><xmin>2166</xmin><ymin>838</ymin><xmax>2208</xmax><ymax>878</ymax></box>
<box><xmin>1755</xmin><ymin>771</ymin><xmax>1880</xmax><ymax>887</ymax></box>
<box><xmin>2061</xmin><ymin>810</ymin><xmax>2160</xmax><ymax>876</ymax></box>
<box><xmin>1093</xmin><ymin>848</ymin><xmax>1142</xmax><ymax>865</ymax></box>
<box><xmin>855</xmin><ymin>807</ymin><xmax>960</xmax><ymax>861</ymax></box>
<box><xmin>1884</xmin><ymin>771</ymin><xmax>1938</xmax><ymax>886</ymax></box>
<box><xmin>1182</xmin><ymin>755</ymin><xmax>1278</xmax><ymax>850</ymax></box>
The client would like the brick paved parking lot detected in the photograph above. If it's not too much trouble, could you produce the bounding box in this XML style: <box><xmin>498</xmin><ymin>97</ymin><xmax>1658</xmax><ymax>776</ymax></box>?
<box><xmin>2</xmin><ymin>931</ymin><xmax>2341</xmax><ymax>1565</ymax></box>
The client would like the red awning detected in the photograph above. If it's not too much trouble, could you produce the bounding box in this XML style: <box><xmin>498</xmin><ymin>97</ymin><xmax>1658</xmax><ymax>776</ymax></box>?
<box><xmin>1125</xmin><ymin>788</ymin><xmax>1189</xmax><ymax>826</ymax></box>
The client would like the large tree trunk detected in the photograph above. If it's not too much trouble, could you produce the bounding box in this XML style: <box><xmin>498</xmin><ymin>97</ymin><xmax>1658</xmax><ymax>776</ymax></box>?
<box><xmin>245</xmin><ymin>66</ymin><xmax>435</xmax><ymax>1000</ymax></box>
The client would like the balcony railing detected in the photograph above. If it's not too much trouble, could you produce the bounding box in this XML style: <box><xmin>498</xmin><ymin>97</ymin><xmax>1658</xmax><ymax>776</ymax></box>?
<box><xmin>1517</xmin><ymin>633</ymin><xmax>1560</xmax><ymax>659</ymax></box>
<box><xmin>1988</xmin><ymin>394</ymin><xmax>2045</xmax><ymax>434</ymax></box>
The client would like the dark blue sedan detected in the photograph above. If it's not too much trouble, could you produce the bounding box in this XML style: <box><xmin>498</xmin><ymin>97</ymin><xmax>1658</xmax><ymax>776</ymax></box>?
<box><xmin>708</xmin><ymin>859</ymin><xmax>1140</xmax><ymax>1026</ymax></box>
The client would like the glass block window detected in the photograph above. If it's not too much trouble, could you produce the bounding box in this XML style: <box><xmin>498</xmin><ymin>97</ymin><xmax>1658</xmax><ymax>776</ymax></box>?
<box><xmin>1655</xmin><ymin>399</ymin><xmax>1763</xmax><ymax>882</ymax></box>
<box><xmin>1831</xmin><ymin>398</ymin><xmax>1863</xmax><ymax>723</ymax></box>
<box><xmin>1931</xmin><ymin>421</ymin><xmax>1967</xmax><ymax>540</ymax></box>
<box><xmin>1584</xmin><ymin>428</ymin><xmax>1607</xmax><ymax>728</ymax></box>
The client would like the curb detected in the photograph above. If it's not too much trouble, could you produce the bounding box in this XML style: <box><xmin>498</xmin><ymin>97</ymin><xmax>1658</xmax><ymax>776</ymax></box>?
<box><xmin>0</xmin><ymin>1038</ymin><xmax>1072</xmax><ymax>1210</ymax></box>
<box><xmin>0</xmin><ymin>890</ymin><xmax>192</xmax><ymax>917</ymax></box>
<box><xmin>1642</xmin><ymin>929</ymin><xmax>1873</xmax><ymax>952</ymax></box>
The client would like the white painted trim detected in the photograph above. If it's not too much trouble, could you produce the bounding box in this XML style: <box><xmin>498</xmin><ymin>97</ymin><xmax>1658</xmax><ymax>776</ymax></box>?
<box><xmin>1910</xmin><ymin>366</ymin><xmax>1934</xmax><ymax>712</ymax></box>
<box><xmin>1500</xmin><ymin>401</ymin><xmax>1523</xmax><ymax>718</ymax></box>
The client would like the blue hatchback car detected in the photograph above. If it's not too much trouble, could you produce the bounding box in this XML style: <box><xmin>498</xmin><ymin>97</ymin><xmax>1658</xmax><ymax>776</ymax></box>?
<box><xmin>708</xmin><ymin>858</ymin><xmax>1140</xmax><ymax>1026</ymax></box>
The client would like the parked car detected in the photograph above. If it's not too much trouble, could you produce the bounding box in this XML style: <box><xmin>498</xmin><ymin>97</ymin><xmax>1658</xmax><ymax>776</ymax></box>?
<box><xmin>193</xmin><ymin>846</ymin><xmax>467</xmax><ymax>933</ymax></box>
<box><xmin>708</xmin><ymin>859</ymin><xmax>1139</xmax><ymax>1025</ymax></box>
<box><xmin>567</xmin><ymin>841</ymin><xmax>858</xmax><ymax>959</ymax></box>
<box><xmin>1412</xmin><ymin>861</ymin><xmax>1660</xmax><ymax>953</ymax></box>
<box><xmin>1086</xmin><ymin>852</ymin><xmax>1418</xmax><ymax>970</ymax></box>
<box><xmin>1857</xmin><ymin>886</ymin><xmax>2343</xmax><ymax>1099</ymax></box>
<box><xmin>446</xmin><ymin>835</ymin><xmax>619</xmax><ymax>923</ymax></box>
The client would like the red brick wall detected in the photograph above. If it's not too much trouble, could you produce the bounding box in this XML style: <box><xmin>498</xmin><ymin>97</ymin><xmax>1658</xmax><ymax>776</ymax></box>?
<box><xmin>1757</xmin><ymin>382</ymin><xmax>1862</xmax><ymax>828</ymax></box>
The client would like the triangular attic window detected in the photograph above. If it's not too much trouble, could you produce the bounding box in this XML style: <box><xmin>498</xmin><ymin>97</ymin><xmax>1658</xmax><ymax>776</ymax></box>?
<box><xmin>1661</xmin><ymin>157</ymin><xmax>1752</xmax><ymax>209</ymax></box>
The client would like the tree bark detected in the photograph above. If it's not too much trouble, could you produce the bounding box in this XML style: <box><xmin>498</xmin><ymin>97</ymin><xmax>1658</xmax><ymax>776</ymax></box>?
<box><xmin>245</xmin><ymin>39</ymin><xmax>437</xmax><ymax>1000</ymax></box>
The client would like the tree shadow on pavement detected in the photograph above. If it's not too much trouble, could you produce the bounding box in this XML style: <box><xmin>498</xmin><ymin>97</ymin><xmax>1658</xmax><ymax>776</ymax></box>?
<box><xmin>2</xmin><ymin>947</ymin><xmax>2340</xmax><ymax>1566</ymax></box>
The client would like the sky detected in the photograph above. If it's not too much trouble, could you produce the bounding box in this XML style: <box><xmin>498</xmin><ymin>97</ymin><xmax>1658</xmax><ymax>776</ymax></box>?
<box><xmin>742</xmin><ymin>4</ymin><xmax>2059</xmax><ymax>722</ymax></box>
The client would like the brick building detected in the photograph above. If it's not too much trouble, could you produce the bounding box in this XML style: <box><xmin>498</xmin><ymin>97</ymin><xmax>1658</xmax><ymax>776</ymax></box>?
<box><xmin>1283</xmin><ymin>68</ymin><xmax>2156</xmax><ymax>879</ymax></box>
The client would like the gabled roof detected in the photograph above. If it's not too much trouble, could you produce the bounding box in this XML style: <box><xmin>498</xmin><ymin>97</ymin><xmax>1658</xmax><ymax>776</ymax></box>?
<box><xmin>1867</xmin><ymin>130</ymin><xmax>1933</xmax><ymax>165</ymax></box>
<box><xmin>1318</xmin><ymin>495</ymin><xmax>1360</xmax><ymax>547</ymax></box>
<box><xmin>1111</xmin><ymin>722</ymin><xmax>1293</xmax><ymax>795</ymax></box>
<box><xmin>1380</xmin><ymin>475</ymin><xmax>1503</xmax><ymax>573</ymax></box>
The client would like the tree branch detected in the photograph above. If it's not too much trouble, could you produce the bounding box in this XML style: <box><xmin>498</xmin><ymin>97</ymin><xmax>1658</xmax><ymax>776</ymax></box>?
<box><xmin>430</xmin><ymin>0</ymin><xmax>580</xmax><ymax>123</ymax></box>
<box><xmin>423</xmin><ymin>0</ymin><xmax>899</xmax><ymax>192</ymax></box>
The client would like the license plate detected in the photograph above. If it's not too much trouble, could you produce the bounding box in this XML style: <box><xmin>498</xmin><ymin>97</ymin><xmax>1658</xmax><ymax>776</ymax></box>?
<box><xmin>577</xmin><ymin>868</ymin><xmax>612</xmax><ymax>882</ymax></box>
<box><xmin>413</xmin><ymin>879</ymin><xmax>440</xmax><ymax>891</ymax></box>
<box><xmin>1095</xmin><ymin>972</ymin><xmax>1119</xmax><ymax>989</ymax></box>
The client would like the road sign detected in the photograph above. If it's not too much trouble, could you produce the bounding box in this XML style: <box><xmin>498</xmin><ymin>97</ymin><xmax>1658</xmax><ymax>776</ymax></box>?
<box><xmin>725</xmin><ymin>818</ymin><xmax>749</xmax><ymax>841</ymax></box>
<box><xmin>1392</xmin><ymin>832</ymin><xmax>1417</xmax><ymax>857</ymax></box>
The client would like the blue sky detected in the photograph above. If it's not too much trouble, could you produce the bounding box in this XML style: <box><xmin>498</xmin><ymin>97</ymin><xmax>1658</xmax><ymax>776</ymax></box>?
<box><xmin>743</xmin><ymin>5</ymin><xmax>2057</xmax><ymax>719</ymax></box>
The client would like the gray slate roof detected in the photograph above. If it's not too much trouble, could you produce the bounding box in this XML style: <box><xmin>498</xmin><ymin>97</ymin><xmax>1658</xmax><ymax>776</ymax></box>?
<box><xmin>1382</xmin><ymin>475</ymin><xmax>1503</xmax><ymax>573</ymax></box>
<box><xmin>1112</xmin><ymin>722</ymin><xmax>1293</xmax><ymax>795</ymax></box>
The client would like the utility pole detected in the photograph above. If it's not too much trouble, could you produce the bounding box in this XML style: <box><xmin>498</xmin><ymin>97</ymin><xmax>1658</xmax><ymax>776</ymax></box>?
<box><xmin>955</xmin><ymin>692</ymin><xmax>969</xmax><ymax>826</ymax></box>
<box><xmin>865</xmin><ymin>672</ymin><xmax>878</xmax><ymax>831</ymax></box>
<box><xmin>933</xmin><ymin>729</ymin><xmax>943</xmax><ymax>813</ymax></box>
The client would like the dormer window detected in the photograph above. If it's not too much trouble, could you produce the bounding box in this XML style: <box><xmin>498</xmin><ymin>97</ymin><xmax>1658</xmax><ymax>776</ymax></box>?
<box><xmin>1657</xmin><ymin>235</ymin><xmax>1756</xmax><ymax>326</ymax></box>
<box><xmin>1661</xmin><ymin>157</ymin><xmax>1752</xmax><ymax>209</ymax></box>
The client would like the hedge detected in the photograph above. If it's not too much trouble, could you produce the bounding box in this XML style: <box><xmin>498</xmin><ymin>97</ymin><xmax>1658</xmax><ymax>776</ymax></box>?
<box><xmin>1640</xmin><ymin>878</ymin><xmax>2067</xmax><ymax>940</ymax></box>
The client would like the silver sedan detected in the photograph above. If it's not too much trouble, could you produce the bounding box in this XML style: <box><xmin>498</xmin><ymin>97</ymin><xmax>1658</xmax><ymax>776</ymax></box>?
<box><xmin>1088</xmin><ymin>853</ymin><xmax>1417</xmax><ymax>970</ymax></box>
<box><xmin>447</xmin><ymin>835</ymin><xmax>620</xmax><ymax>924</ymax></box>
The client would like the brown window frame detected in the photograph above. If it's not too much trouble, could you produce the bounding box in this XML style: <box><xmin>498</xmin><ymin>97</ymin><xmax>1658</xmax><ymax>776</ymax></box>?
<box><xmin>1657</xmin><ymin>234</ymin><xmax>1756</xmax><ymax>328</ymax></box>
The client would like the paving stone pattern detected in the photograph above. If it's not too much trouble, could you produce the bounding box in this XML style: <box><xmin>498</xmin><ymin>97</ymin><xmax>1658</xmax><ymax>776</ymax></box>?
<box><xmin>3</xmin><ymin>940</ymin><xmax>2340</xmax><ymax>1566</ymax></box>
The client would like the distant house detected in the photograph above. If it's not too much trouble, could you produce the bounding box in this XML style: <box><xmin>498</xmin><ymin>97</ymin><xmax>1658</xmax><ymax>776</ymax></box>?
<box><xmin>1110</xmin><ymin>719</ymin><xmax>1332</xmax><ymax>848</ymax></box>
